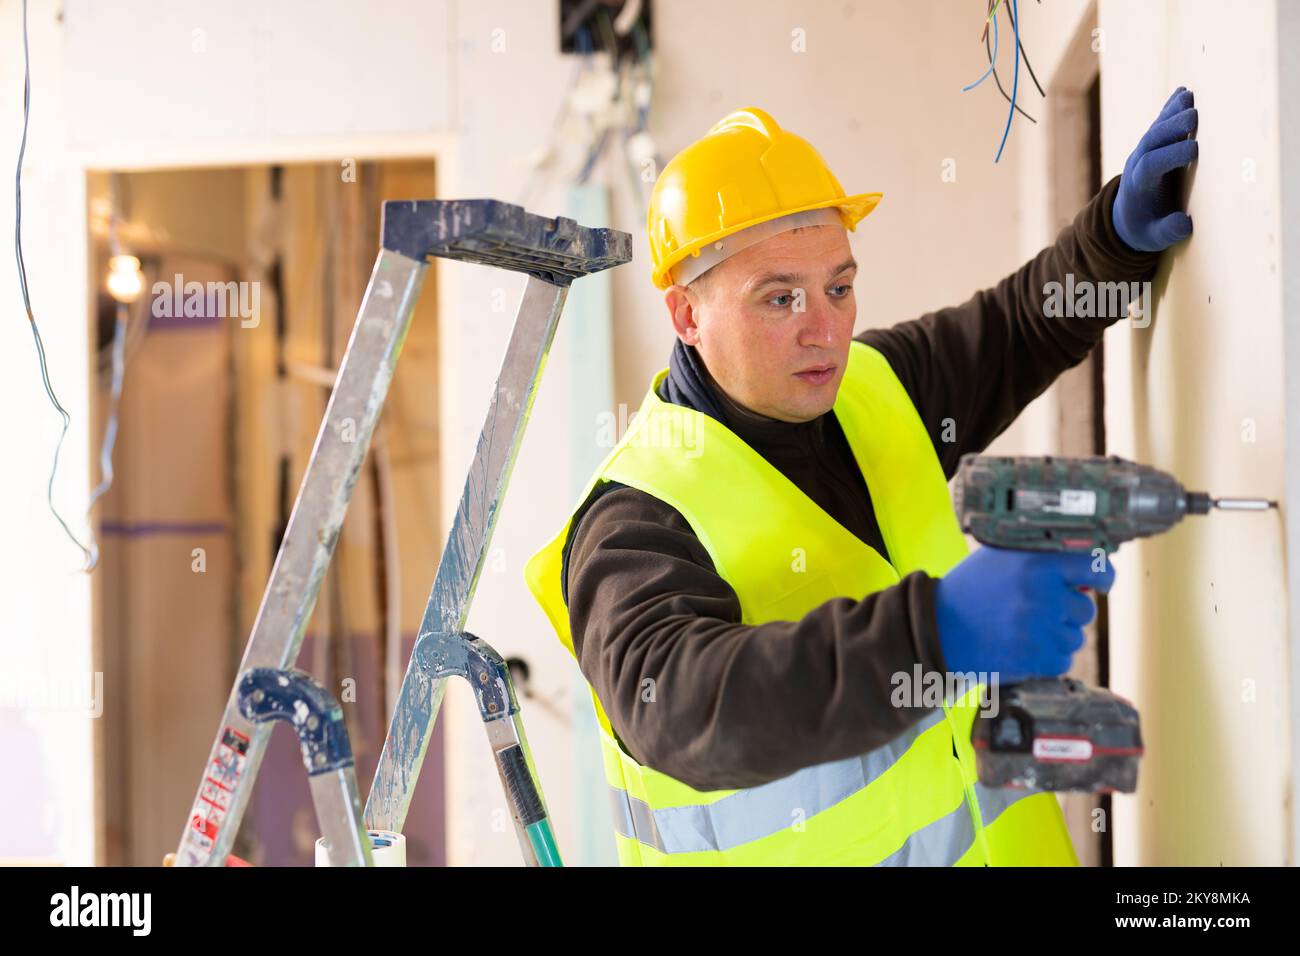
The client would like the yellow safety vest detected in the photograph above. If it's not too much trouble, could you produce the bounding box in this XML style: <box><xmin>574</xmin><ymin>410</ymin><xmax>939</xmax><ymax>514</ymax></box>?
<box><xmin>525</xmin><ymin>341</ymin><xmax>1077</xmax><ymax>866</ymax></box>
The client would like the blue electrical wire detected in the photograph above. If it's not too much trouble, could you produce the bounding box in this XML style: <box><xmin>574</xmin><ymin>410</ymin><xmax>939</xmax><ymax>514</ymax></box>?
<box><xmin>14</xmin><ymin>0</ymin><xmax>95</xmax><ymax>569</ymax></box>
<box><xmin>961</xmin><ymin>6</ymin><xmax>999</xmax><ymax>92</ymax></box>
<box><xmin>962</xmin><ymin>0</ymin><xmax>1029</xmax><ymax>163</ymax></box>
<box><xmin>993</xmin><ymin>0</ymin><xmax>1022</xmax><ymax>163</ymax></box>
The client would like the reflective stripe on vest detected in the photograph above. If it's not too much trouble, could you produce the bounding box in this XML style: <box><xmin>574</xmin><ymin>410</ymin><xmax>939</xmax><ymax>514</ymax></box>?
<box><xmin>606</xmin><ymin>789</ymin><xmax>989</xmax><ymax>867</ymax></box>
<box><xmin>606</xmin><ymin>709</ymin><xmax>949</xmax><ymax>856</ymax></box>
<box><xmin>525</xmin><ymin>342</ymin><xmax>1078</xmax><ymax>866</ymax></box>
<box><xmin>603</xmin><ymin>708</ymin><xmax>1049</xmax><ymax>865</ymax></box>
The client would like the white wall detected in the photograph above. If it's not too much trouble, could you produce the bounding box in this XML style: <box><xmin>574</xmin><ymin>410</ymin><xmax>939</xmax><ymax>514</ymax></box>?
<box><xmin>0</xmin><ymin>0</ymin><xmax>94</xmax><ymax>864</ymax></box>
<box><xmin>1003</xmin><ymin>0</ymin><xmax>1097</xmax><ymax>457</ymax></box>
<box><xmin>1098</xmin><ymin>0</ymin><xmax>1291</xmax><ymax>864</ymax></box>
<box><xmin>1279</xmin><ymin>0</ymin><xmax>1300</xmax><ymax>870</ymax></box>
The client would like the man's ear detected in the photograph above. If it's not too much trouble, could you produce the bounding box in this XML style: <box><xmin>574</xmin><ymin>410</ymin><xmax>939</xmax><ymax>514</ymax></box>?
<box><xmin>665</xmin><ymin>284</ymin><xmax>703</xmax><ymax>346</ymax></box>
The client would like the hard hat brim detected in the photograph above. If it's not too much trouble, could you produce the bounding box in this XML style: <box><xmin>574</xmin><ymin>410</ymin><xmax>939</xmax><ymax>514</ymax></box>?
<box><xmin>653</xmin><ymin>191</ymin><xmax>883</xmax><ymax>290</ymax></box>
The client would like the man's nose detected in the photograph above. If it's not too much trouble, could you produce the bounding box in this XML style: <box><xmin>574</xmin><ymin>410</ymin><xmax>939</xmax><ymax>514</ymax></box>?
<box><xmin>796</xmin><ymin>292</ymin><xmax>838</xmax><ymax>347</ymax></box>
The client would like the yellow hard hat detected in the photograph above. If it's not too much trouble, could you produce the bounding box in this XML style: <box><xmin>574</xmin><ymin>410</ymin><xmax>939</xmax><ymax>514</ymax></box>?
<box><xmin>646</xmin><ymin>107</ymin><xmax>882</xmax><ymax>290</ymax></box>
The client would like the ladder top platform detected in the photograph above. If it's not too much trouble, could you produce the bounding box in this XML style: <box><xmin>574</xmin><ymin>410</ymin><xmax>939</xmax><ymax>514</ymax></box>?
<box><xmin>382</xmin><ymin>198</ymin><xmax>632</xmax><ymax>285</ymax></box>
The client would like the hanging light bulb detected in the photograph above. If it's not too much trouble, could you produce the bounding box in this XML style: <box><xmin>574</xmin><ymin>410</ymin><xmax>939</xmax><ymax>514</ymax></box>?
<box><xmin>106</xmin><ymin>254</ymin><xmax>143</xmax><ymax>303</ymax></box>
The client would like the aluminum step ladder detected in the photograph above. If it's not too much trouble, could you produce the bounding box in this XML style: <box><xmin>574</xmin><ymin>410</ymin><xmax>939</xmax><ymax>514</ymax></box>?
<box><xmin>175</xmin><ymin>199</ymin><xmax>631</xmax><ymax>867</ymax></box>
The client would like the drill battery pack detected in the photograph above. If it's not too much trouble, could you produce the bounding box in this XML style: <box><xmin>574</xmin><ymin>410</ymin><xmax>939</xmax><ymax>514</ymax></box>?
<box><xmin>971</xmin><ymin>678</ymin><xmax>1144</xmax><ymax>793</ymax></box>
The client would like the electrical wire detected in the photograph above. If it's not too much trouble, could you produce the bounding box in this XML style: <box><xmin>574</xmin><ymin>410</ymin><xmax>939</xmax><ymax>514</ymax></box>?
<box><xmin>984</xmin><ymin>12</ymin><xmax>1036</xmax><ymax>124</ymax></box>
<box><xmin>981</xmin><ymin>0</ymin><xmax>1003</xmax><ymax>40</ymax></box>
<box><xmin>560</xmin><ymin>0</ymin><xmax>603</xmax><ymax>46</ymax></box>
<box><xmin>14</xmin><ymin>0</ymin><xmax>95</xmax><ymax>569</ymax></box>
<box><xmin>1005</xmin><ymin>0</ymin><xmax>1046</xmax><ymax>99</ymax></box>
<box><xmin>612</xmin><ymin>0</ymin><xmax>643</xmax><ymax>35</ymax></box>
<box><xmin>522</xmin><ymin>9</ymin><xmax>657</xmax><ymax>221</ymax></box>
<box><xmin>967</xmin><ymin>2</ymin><xmax>1034</xmax><ymax>122</ymax></box>
<box><xmin>82</xmin><ymin>300</ymin><xmax>126</xmax><ymax>571</ymax></box>
<box><xmin>965</xmin><ymin>0</ymin><xmax>1032</xmax><ymax>158</ymax></box>
<box><xmin>984</xmin><ymin>0</ymin><xmax>1042</xmax><ymax>42</ymax></box>
<box><xmin>620</xmin><ymin>21</ymin><xmax>659</xmax><ymax>211</ymax></box>
<box><xmin>516</xmin><ymin>31</ymin><xmax>592</xmax><ymax>210</ymax></box>
<box><xmin>577</xmin><ymin>128</ymin><xmax>612</xmax><ymax>185</ymax></box>
<box><xmin>962</xmin><ymin>2</ymin><xmax>1000</xmax><ymax>92</ymax></box>
<box><xmin>576</xmin><ymin>21</ymin><xmax>609</xmax><ymax>182</ymax></box>
<box><xmin>631</xmin><ymin>20</ymin><xmax>653</xmax><ymax>121</ymax></box>
<box><xmin>993</xmin><ymin>0</ymin><xmax>1022</xmax><ymax>163</ymax></box>
<box><xmin>595</xmin><ymin>6</ymin><xmax>619</xmax><ymax>57</ymax></box>
<box><xmin>968</xmin><ymin>0</ymin><xmax>1036</xmax><ymax>124</ymax></box>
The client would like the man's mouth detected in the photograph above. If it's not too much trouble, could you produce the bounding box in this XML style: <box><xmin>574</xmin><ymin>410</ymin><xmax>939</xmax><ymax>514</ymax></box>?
<box><xmin>794</xmin><ymin>364</ymin><xmax>836</xmax><ymax>385</ymax></box>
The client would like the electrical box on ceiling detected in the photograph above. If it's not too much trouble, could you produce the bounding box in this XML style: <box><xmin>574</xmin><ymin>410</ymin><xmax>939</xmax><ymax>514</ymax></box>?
<box><xmin>560</xmin><ymin>0</ymin><xmax>652</xmax><ymax>60</ymax></box>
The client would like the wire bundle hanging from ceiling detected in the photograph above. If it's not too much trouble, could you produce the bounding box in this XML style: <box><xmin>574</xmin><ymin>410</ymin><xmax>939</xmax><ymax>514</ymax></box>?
<box><xmin>519</xmin><ymin>2</ymin><xmax>658</xmax><ymax>216</ymax></box>
<box><xmin>962</xmin><ymin>0</ymin><xmax>1047</xmax><ymax>163</ymax></box>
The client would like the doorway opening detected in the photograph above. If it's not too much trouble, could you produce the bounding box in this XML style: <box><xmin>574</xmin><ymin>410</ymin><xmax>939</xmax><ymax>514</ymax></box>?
<box><xmin>89</xmin><ymin>160</ymin><xmax>446</xmax><ymax>866</ymax></box>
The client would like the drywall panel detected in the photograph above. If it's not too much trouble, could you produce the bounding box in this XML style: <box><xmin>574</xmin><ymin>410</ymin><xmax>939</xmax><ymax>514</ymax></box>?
<box><xmin>1099</xmin><ymin>0</ymin><xmax>1289</xmax><ymax>864</ymax></box>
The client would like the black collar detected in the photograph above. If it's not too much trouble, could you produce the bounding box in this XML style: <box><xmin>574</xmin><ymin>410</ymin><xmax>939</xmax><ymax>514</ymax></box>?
<box><xmin>658</xmin><ymin>340</ymin><xmax>831</xmax><ymax>458</ymax></box>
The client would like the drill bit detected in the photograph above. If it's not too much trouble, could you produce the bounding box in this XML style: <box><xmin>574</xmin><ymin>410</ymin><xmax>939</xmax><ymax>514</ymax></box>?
<box><xmin>1185</xmin><ymin>492</ymin><xmax>1277</xmax><ymax>513</ymax></box>
<box><xmin>1211</xmin><ymin>497</ymin><xmax>1277</xmax><ymax>511</ymax></box>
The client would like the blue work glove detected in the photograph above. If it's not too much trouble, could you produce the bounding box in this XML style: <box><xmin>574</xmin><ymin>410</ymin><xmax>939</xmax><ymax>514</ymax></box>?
<box><xmin>1112</xmin><ymin>86</ymin><xmax>1198</xmax><ymax>252</ymax></box>
<box><xmin>934</xmin><ymin>547</ymin><xmax>1116</xmax><ymax>683</ymax></box>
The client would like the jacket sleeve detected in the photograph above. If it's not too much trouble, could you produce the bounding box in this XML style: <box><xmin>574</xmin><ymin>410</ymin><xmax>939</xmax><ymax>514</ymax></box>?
<box><xmin>564</xmin><ymin>484</ymin><xmax>948</xmax><ymax>792</ymax></box>
<box><xmin>857</xmin><ymin>174</ymin><xmax>1163</xmax><ymax>476</ymax></box>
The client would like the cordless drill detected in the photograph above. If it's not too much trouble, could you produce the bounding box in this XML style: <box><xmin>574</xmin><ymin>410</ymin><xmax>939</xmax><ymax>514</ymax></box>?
<box><xmin>951</xmin><ymin>453</ymin><xmax>1275</xmax><ymax>793</ymax></box>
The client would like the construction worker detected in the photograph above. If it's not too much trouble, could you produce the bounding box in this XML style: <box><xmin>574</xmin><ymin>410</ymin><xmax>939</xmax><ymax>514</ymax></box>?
<box><xmin>527</xmin><ymin>90</ymin><xmax>1197</xmax><ymax>865</ymax></box>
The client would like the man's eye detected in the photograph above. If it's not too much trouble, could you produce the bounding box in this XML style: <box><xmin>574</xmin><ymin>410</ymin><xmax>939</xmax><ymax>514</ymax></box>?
<box><xmin>829</xmin><ymin>283</ymin><xmax>852</xmax><ymax>297</ymax></box>
<box><xmin>768</xmin><ymin>293</ymin><xmax>793</xmax><ymax>308</ymax></box>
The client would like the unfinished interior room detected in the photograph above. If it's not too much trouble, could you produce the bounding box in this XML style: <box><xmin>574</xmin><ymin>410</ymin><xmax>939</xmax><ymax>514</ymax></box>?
<box><xmin>0</xmin><ymin>0</ymin><xmax>1296</xmax><ymax>934</ymax></box>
